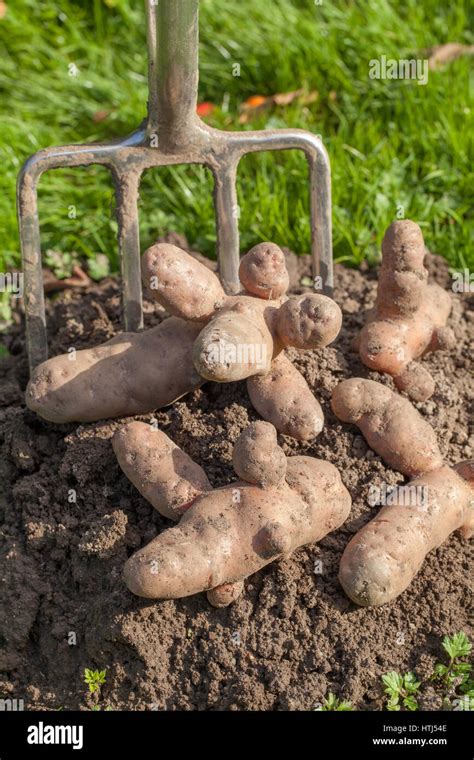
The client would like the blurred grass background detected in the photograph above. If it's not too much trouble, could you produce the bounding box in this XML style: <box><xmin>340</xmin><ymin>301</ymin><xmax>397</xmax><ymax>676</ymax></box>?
<box><xmin>0</xmin><ymin>0</ymin><xmax>472</xmax><ymax>282</ymax></box>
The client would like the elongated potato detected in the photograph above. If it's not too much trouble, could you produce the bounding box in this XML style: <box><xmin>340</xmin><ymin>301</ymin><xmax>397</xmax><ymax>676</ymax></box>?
<box><xmin>331</xmin><ymin>378</ymin><xmax>443</xmax><ymax>477</ymax></box>
<box><xmin>123</xmin><ymin>458</ymin><xmax>351</xmax><ymax>600</ymax></box>
<box><xmin>339</xmin><ymin>464</ymin><xmax>474</xmax><ymax>606</ymax></box>
<box><xmin>247</xmin><ymin>354</ymin><xmax>324</xmax><ymax>441</ymax></box>
<box><xmin>26</xmin><ymin>317</ymin><xmax>203</xmax><ymax>423</ymax></box>
<box><xmin>357</xmin><ymin>220</ymin><xmax>454</xmax><ymax>401</ymax></box>
<box><xmin>113</xmin><ymin>422</ymin><xmax>211</xmax><ymax>519</ymax></box>
<box><xmin>333</xmin><ymin>377</ymin><xmax>473</xmax><ymax>607</ymax></box>
<box><xmin>142</xmin><ymin>243</ymin><xmax>226</xmax><ymax>322</ymax></box>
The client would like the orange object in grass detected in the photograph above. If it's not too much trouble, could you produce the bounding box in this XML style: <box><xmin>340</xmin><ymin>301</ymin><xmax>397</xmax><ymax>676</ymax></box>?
<box><xmin>196</xmin><ymin>102</ymin><xmax>215</xmax><ymax>117</ymax></box>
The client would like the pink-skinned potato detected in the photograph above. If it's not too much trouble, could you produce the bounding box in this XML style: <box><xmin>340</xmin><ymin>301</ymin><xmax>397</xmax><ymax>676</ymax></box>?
<box><xmin>113</xmin><ymin>422</ymin><xmax>211</xmax><ymax>520</ymax></box>
<box><xmin>356</xmin><ymin>220</ymin><xmax>454</xmax><ymax>401</ymax></box>
<box><xmin>192</xmin><ymin>296</ymin><xmax>278</xmax><ymax>382</ymax></box>
<box><xmin>277</xmin><ymin>294</ymin><xmax>342</xmax><ymax>350</ymax></box>
<box><xmin>141</xmin><ymin>243</ymin><xmax>226</xmax><ymax>322</ymax></box>
<box><xmin>123</xmin><ymin>457</ymin><xmax>351</xmax><ymax>600</ymax></box>
<box><xmin>331</xmin><ymin>378</ymin><xmax>443</xmax><ymax>477</ymax></box>
<box><xmin>247</xmin><ymin>353</ymin><xmax>324</xmax><ymax>441</ymax></box>
<box><xmin>238</xmin><ymin>242</ymin><xmax>289</xmax><ymax>300</ymax></box>
<box><xmin>339</xmin><ymin>464</ymin><xmax>474</xmax><ymax>606</ymax></box>
<box><xmin>25</xmin><ymin>317</ymin><xmax>203</xmax><ymax>423</ymax></box>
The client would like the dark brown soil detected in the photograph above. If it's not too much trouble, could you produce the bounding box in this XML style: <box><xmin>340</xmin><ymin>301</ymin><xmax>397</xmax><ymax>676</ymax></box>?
<box><xmin>0</xmin><ymin>241</ymin><xmax>472</xmax><ymax>711</ymax></box>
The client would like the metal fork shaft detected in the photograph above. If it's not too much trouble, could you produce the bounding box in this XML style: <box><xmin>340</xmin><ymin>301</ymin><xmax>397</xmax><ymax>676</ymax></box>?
<box><xmin>153</xmin><ymin>0</ymin><xmax>200</xmax><ymax>153</ymax></box>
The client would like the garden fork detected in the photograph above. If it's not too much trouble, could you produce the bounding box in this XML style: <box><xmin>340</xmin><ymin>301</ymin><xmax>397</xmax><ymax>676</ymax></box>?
<box><xmin>17</xmin><ymin>0</ymin><xmax>332</xmax><ymax>372</ymax></box>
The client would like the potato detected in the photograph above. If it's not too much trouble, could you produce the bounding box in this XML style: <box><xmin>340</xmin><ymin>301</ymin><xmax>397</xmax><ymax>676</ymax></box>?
<box><xmin>113</xmin><ymin>422</ymin><xmax>211</xmax><ymax>520</ymax></box>
<box><xmin>339</xmin><ymin>465</ymin><xmax>474</xmax><ymax>606</ymax></box>
<box><xmin>142</xmin><ymin>243</ymin><xmax>226</xmax><ymax>322</ymax></box>
<box><xmin>276</xmin><ymin>294</ymin><xmax>342</xmax><ymax>349</ymax></box>
<box><xmin>26</xmin><ymin>317</ymin><xmax>203</xmax><ymax>423</ymax></box>
<box><xmin>247</xmin><ymin>353</ymin><xmax>324</xmax><ymax>441</ymax></box>
<box><xmin>118</xmin><ymin>421</ymin><xmax>351</xmax><ymax>602</ymax></box>
<box><xmin>238</xmin><ymin>242</ymin><xmax>289</xmax><ymax>299</ymax></box>
<box><xmin>331</xmin><ymin>378</ymin><xmax>443</xmax><ymax>477</ymax></box>
<box><xmin>232</xmin><ymin>421</ymin><xmax>287</xmax><ymax>488</ymax></box>
<box><xmin>123</xmin><ymin>462</ymin><xmax>351</xmax><ymax>600</ymax></box>
<box><xmin>357</xmin><ymin>220</ymin><xmax>453</xmax><ymax>401</ymax></box>
<box><xmin>192</xmin><ymin>296</ymin><xmax>277</xmax><ymax>382</ymax></box>
<box><xmin>333</xmin><ymin>377</ymin><xmax>473</xmax><ymax>606</ymax></box>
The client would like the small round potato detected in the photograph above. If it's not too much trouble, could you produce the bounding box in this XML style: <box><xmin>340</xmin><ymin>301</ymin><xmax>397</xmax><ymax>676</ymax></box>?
<box><xmin>239</xmin><ymin>242</ymin><xmax>289</xmax><ymax>300</ymax></box>
<box><xmin>277</xmin><ymin>294</ymin><xmax>342</xmax><ymax>349</ymax></box>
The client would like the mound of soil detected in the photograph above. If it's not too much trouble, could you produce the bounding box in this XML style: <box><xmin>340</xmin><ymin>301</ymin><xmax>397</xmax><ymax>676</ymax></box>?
<box><xmin>0</xmin><ymin>242</ymin><xmax>472</xmax><ymax>711</ymax></box>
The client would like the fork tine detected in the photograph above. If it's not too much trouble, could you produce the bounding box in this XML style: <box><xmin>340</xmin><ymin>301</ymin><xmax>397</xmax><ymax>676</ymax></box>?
<box><xmin>113</xmin><ymin>170</ymin><xmax>144</xmax><ymax>332</ymax></box>
<box><xmin>17</xmin><ymin>166</ymin><xmax>47</xmax><ymax>370</ymax></box>
<box><xmin>307</xmin><ymin>147</ymin><xmax>333</xmax><ymax>293</ymax></box>
<box><xmin>221</xmin><ymin>129</ymin><xmax>333</xmax><ymax>294</ymax></box>
<box><xmin>212</xmin><ymin>161</ymin><xmax>241</xmax><ymax>294</ymax></box>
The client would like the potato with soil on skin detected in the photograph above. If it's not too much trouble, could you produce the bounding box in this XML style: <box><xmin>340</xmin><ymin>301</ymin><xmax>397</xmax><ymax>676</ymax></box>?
<box><xmin>247</xmin><ymin>354</ymin><xmax>324</xmax><ymax>441</ymax></box>
<box><xmin>238</xmin><ymin>242</ymin><xmax>289</xmax><ymax>300</ymax></box>
<box><xmin>232</xmin><ymin>420</ymin><xmax>287</xmax><ymax>488</ymax></box>
<box><xmin>276</xmin><ymin>293</ymin><xmax>342</xmax><ymax>349</ymax></box>
<box><xmin>354</xmin><ymin>220</ymin><xmax>455</xmax><ymax>402</ymax></box>
<box><xmin>339</xmin><ymin>463</ymin><xmax>474</xmax><ymax>607</ymax></box>
<box><xmin>115</xmin><ymin>420</ymin><xmax>351</xmax><ymax>605</ymax></box>
<box><xmin>134</xmin><ymin>242</ymin><xmax>341</xmax><ymax>439</ymax></box>
<box><xmin>332</xmin><ymin>378</ymin><xmax>473</xmax><ymax>606</ymax></box>
<box><xmin>192</xmin><ymin>296</ymin><xmax>277</xmax><ymax>382</ymax></box>
<box><xmin>25</xmin><ymin>317</ymin><xmax>203</xmax><ymax>424</ymax></box>
<box><xmin>331</xmin><ymin>378</ymin><xmax>443</xmax><ymax>477</ymax></box>
<box><xmin>26</xmin><ymin>239</ymin><xmax>342</xmax><ymax>441</ymax></box>
<box><xmin>141</xmin><ymin>243</ymin><xmax>226</xmax><ymax>321</ymax></box>
<box><xmin>113</xmin><ymin>421</ymin><xmax>212</xmax><ymax>520</ymax></box>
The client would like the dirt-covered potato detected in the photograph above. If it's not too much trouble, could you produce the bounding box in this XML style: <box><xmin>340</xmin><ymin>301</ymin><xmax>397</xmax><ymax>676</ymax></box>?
<box><xmin>247</xmin><ymin>354</ymin><xmax>324</xmax><ymax>441</ymax></box>
<box><xmin>238</xmin><ymin>242</ymin><xmax>289</xmax><ymax>300</ymax></box>
<box><xmin>119</xmin><ymin>421</ymin><xmax>351</xmax><ymax>603</ymax></box>
<box><xmin>277</xmin><ymin>294</ymin><xmax>342</xmax><ymax>349</ymax></box>
<box><xmin>113</xmin><ymin>422</ymin><xmax>211</xmax><ymax>520</ymax></box>
<box><xmin>25</xmin><ymin>317</ymin><xmax>203</xmax><ymax>424</ymax></box>
<box><xmin>333</xmin><ymin>377</ymin><xmax>473</xmax><ymax>607</ymax></box>
<box><xmin>142</xmin><ymin>243</ymin><xmax>226</xmax><ymax>322</ymax></box>
<box><xmin>356</xmin><ymin>220</ymin><xmax>454</xmax><ymax>401</ymax></box>
<box><xmin>331</xmin><ymin>378</ymin><xmax>443</xmax><ymax>477</ymax></box>
<box><xmin>339</xmin><ymin>465</ymin><xmax>474</xmax><ymax>606</ymax></box>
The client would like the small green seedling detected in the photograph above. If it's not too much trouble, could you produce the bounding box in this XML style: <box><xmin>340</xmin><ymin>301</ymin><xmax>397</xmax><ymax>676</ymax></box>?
<box><xmin>314</xmin><ymin>692</ymin><xmax>354</xmax><ymax>711</ymax></box>
<box><xmin>432</xmin><ymin>631</ymin><xmax>473</xmax><ymax>709</ymax></box>
<box><xmin>84</xmin><ymin>668</ymin><xmax>107</xmax><ymax>695</ymax></box>
<box><xmin>87</xmin><ymin>254</ymin><xmax>110</xmax><ymax>282</ymax></box>
<box><xmin>382</xmin><ymin>671</ymin><xmax>421</xmax><ymax>711</ymax></box>
<box><xmin>44</xmin><ymin>249</ymin><xmax>79</xmax><ymax>280</ymax></box>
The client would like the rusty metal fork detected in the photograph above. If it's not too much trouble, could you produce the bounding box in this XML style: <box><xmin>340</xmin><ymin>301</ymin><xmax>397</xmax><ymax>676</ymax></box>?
<box><xmin>18</xmin><ymin>0</ymin><xmax>332</xmax><ymax>372</ymax></box>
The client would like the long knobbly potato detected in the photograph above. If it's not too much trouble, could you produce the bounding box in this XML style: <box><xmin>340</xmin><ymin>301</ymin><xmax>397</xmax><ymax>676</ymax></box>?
<box><xmin>332</xmin><ymin>378</ymin><xmax>473</xmax><ymax>606</ymax></box>
<box><xmin>114</xmin><ymin>421</ymin><xmax>351</xmax><ymax>604</ymax></box>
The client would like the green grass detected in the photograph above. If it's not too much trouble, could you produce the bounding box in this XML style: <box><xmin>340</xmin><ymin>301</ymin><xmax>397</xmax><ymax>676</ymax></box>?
<box><xmin>0</xmin><ymin>0</ymin><xmax>472</xmax><ymax>278</ymax></box>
